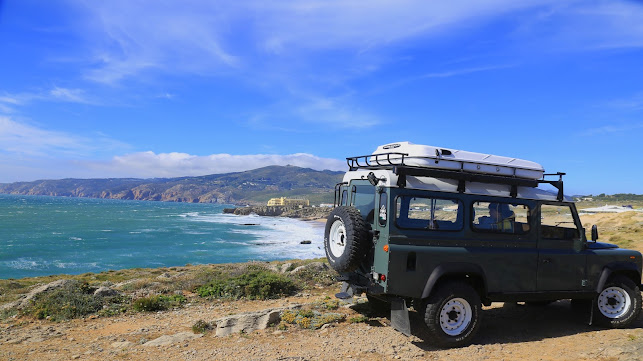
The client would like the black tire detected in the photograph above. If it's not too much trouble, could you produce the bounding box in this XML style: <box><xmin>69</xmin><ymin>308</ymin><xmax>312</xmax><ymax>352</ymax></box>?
<box><xmin>324</xmin><ymin>206</ymin><xmax>369</xmax><ymax>273</ymax></box>
<box><xmin>422</xmin><ymin>281</ymin><xmax>482</xmax><ymax>348</ymax></box>
<box><xmin>593</xmin><ymin>275</ymin><xmax>642</xmax><ymax>328</ymax></box>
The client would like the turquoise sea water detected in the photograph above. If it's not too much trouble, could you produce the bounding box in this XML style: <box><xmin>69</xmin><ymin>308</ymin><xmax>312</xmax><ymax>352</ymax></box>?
<box><xmin>0</xmin><ymin>194</ymin><xmax>324</xmax><ymax>279</ymax></box>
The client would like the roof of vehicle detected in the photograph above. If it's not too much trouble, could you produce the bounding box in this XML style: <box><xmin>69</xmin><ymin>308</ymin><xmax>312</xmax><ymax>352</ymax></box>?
<box><xmin>343</xmin><ymin>169</ymin><xmax>571</xmax><ymax>202</ymax></box>
<box><xmin>343</xmin><ymin>142</ymin><xmax>569</xmax><ymax>202</ymax></box>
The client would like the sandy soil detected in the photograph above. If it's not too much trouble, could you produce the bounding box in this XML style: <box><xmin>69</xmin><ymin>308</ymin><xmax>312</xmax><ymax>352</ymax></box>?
<box><xmin>2</xmin><ymin>286</ymin><xmax>642</xmax><ymax>361</ymax></box>
<box><xmin>2</xmin><ymin>211</ymin><xmax>642</xmax><ymax>361</ymax></box>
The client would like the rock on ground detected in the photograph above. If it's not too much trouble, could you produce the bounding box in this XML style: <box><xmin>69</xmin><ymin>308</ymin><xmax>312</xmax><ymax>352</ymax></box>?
<box><xmin>143</xmin><ymin>332</ymin><xmax>203</xmax><ymax>347</ymax></box>
<box><xmin>214</xmin><ymin>305</ymin><xmax>301</xmax><ymax>337</ymax></box>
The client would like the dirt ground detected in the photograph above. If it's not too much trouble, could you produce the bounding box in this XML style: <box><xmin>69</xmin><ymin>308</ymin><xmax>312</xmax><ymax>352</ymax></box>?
<box><xmin>2</xmin><ymin>211</ymin><xmax>642</xmax><ymax>361</ymax></box>
<box><xmin>2</xmin><ymin>286</ymin><xmax>642</xmax><ymax>361</ymax></box>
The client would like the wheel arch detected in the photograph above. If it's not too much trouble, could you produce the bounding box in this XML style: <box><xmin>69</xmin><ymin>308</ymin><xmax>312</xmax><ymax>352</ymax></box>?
<box><xmin>421</xmin><ymin>263</ymin><xmax>488</xmax><ymax>301</ymax></box>
<box><xmin>596</xmin><ymin>262</ymin><xmax>642</xmax><ymax>293</ymax></box>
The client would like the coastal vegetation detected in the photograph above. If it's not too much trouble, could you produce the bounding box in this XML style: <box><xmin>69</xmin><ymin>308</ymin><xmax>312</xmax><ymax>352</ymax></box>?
<box><xmin>0</xmin><ymin>259</ymin><xmax>336</xmax><ymax>322</ymax></box>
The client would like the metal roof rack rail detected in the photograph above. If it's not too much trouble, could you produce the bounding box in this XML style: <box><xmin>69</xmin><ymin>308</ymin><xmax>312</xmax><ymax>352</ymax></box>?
<box><xmin>346</xmin><ymin>152</ymin><xmax>408</xmax><ymax>170</ymax></box>
<box><xmin>539</xmin><ymin>172</ymin><xmax>566</xmax><ymax>201</ymax></box>
<box><xmin>346</xmin><ymin>151</ymin><xmax>565</xmax><ymax>200</ymax></box>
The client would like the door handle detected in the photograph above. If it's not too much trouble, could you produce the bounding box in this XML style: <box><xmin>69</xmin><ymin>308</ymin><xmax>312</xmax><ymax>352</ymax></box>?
<box><xmin>541</xmin><ymin>258</ymin><xmax>552</xmax><ymax>264</ymax></box>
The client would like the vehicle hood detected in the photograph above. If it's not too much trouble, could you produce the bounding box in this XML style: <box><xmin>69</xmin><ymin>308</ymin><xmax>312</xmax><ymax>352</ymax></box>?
<box><xmin>586</xmin><ymin>242</ymin><xmax>619</xmax><ymax>250</ymax></box>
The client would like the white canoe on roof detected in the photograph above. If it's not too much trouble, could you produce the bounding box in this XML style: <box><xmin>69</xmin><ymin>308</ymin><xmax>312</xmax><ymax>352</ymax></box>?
<box><xmin>371</xmin><ymin>142</ymin><xmax>545</xmax><ymax>180</ymax></box>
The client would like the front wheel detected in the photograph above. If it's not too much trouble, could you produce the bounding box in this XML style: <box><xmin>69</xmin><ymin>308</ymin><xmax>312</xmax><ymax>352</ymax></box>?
<box><xmin>422</xmin><ymin>282</ymin><xmax>482</xmax><ymax>348</ymax></box>
<box><xmin>594</xmin><ymin>275</ymin><xmax>642</xmax><ymax>328</ymax></box>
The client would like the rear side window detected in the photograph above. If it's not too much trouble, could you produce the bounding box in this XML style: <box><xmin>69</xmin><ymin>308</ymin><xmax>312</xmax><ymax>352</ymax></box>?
<box><xmin>351</xmin><ymin>185</ymin><xmax>375</xmax><ymax>222</ymax></box>
<box><xmin>472</xmin><ymin>201</ymin><xmax>531</xmax><ymax>234</ymax></box>
<box><xmin>396</xmin><ymin>196</ymin><xmax>463</xmax><ymax>231</ymax></box>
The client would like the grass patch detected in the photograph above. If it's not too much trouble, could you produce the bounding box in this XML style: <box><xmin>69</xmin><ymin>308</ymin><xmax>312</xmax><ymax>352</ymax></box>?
<box><xmin>23</xmin><ymin>281</ymin><xmax>103</xmax><ymax>321</ymax></box>
<box><xmin>313</xmin><ymin>297</ymin><xmax>340</xmax><ymax>310</ymax></box>
<box><xmin>192</xmin><ymin>319</ymin><xmax>214</xmax><ymax>334</ymax></box>
<box><xmin>132</xmin><ymin>294</ymin><xmax>186</xmax><ymax>312</ymax></box>
<box><xmin>609</xmin><ymin>235</ymin><xmax>634</xmax><ymax>248</ymax></box>
<box><xmin>196</xmin><ymin>269</ymin><xmax>297</xmax><ymax>300</ymax></box>
<box><xmin>349</xmin><ymin>315</ymin><xmax>369</xmax><ymax>323</ymax></box>
<box><xmin>279</xmin><ymin>309</ymin><xmax>344</xmax><ymax>330</ymax></box>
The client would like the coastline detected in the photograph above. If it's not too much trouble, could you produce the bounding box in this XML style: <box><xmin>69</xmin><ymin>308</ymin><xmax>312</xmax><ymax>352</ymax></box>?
<box><xmin>0</xmin><ymin>197</ymin><xmax>328</xmax><ymax>280</ymax></box>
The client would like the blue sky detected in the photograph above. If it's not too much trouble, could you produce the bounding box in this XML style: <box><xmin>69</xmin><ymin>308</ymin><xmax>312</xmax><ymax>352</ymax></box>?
<box><xmin>1</xmin><ymin>0</ymin><xmax>642</xmax><ymax>195</ymax></box>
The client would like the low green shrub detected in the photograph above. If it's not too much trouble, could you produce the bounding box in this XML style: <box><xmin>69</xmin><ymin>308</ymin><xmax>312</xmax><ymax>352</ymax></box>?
<box><xmin>24</xmin><ymin>282</ymin><xmax>103</xmax><ymax>321</ymax></box>
<box><xmin>348</xmin><ymin>315</ymin><xmax>369</xmax><ymax>323</ymax></box>
<box><xmin>192</xmin><ymin>319</ymin><xmax>214</xmax><ymax>334</ymax></box>
<box><xmin>279</xmin><ymin>308</ymin><xmax>345</xmax><ymax>329</ymax></box>
<box><xmin>132</xmin><ymin>294</ymin><xmax>186</xmax><ymax>312</ymax></box>
<box><xmin>196</xmin><ymin>270</ymin><xmax>297</xmax><ymax>300</ymax></box>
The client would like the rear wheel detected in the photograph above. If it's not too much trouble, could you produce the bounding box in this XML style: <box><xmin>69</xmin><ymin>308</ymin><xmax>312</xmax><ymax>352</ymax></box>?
<box><xmin>594</xmin><ymin>275</ymin><xmax>641</xmax><ymax>328</ymax></box>
<box><xmin>422</xmin><ymin>282</ymin><xmax>482</xmax><ymax>348</ymax></box>
<box><xmin>324</xmin><ymin>206</ymin><xmax>369</xmax><ymax>273</ymax></box>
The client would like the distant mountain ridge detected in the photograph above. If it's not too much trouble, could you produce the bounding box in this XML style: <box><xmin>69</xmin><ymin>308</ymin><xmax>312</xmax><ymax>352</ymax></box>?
<box><xmin>0</xmin><ymin>166</ymin><xmax>344</xmax><ymax>205</ymax></box>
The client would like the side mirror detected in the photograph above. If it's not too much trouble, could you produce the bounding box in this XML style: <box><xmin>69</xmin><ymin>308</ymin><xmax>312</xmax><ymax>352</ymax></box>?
<box><xmin>591</xmin><ymin>224</ymin><xmax>599</xmax><ymax>242</ymax></box>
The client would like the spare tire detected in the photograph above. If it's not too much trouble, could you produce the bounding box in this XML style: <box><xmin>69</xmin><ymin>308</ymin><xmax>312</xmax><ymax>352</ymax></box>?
<box><xmin>324</xmin><ymin>206</ymin><xmax>370</xmax><ymax>272</ymax></box>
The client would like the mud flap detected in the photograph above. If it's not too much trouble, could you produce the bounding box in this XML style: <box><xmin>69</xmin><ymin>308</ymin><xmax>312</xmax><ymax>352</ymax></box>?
<box><xmin>335</xmin><ymin>282</ymin><xmax>355</xmax><ymax>299</ymax></box>
<box><xmin>391</xmin><ymin>297</ymin><xmax>411</xmax><ymax>336</ymax></box>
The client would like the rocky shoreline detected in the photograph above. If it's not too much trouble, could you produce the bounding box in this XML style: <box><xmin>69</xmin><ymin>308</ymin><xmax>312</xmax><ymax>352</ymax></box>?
<box><xmin>223</xmin><ymin>206</ymin><xmax>332</xmax><ymax>221</ymax></box>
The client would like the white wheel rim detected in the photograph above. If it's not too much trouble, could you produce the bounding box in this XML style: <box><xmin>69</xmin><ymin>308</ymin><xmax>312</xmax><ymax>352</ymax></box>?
<box><xmin>328</xmin><ymin>219</ymin><xmax>347</xmax><ymax>258</ymax></box>
<box><xmin>598</xmin><ymin>286</ymin><xmax>631</xmax><ymax>318</ymax></box>
<box><xmin>439</xmin><ymin>297</ymin><xmax>473</xmax><ymax>336</ymax></box>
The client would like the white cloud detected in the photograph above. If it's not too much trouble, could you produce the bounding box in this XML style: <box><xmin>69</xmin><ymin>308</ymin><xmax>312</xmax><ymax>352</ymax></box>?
<box><xmin>71</xmin><ymin>0</ymin><xmax>571</xmax><ymax>84</ymax></box>
<box><xmin>85</xmin><ymin>151</ymin><xmax>346</xmax><ymax>178</ymax></box>
<box><xmin>580</xmin><ymin>122</ymin><xmax>643</xmax><ymax>137</ymax></box>
<box><xmin>0</xmin><ymin>87</ymin><xmax>92</xmax><ymax>107</ymax></box>
<box><xmin>0</xmin><ymin>117</ymin><xmax>129</xmax><ymax>157</ymax></box>
<box><xmin>0</xmin><ymin>118</ymin><xmax>345</xmax><ymax>182</ymax></box>
<box><xmin>49</xmin><ymin>87</ymin><xmax>89</xmax><ymax>103</ymax></box>
<box><xmin>77</xmin><ymin>1</ymin><xmax>240</xmax><ymax>84</ymax></box>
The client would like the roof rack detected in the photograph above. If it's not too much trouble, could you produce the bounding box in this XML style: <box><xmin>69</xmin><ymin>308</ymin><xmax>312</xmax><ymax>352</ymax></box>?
<box><xmin>346</xmin><ymin>152</ymin><xmax>566</xmax><ymax>201</ymax></box>
<box><xmin>346</xmin><ymin>152</ymin><xmax>408</xmax><ymax>170</ymax></box>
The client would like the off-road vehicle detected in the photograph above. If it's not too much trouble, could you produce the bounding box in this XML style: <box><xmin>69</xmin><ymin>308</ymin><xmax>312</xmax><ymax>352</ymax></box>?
<box><xmin>324</xmin><ymin>142</ymin><xmax>642</xmax><ymax>348</ymax></box>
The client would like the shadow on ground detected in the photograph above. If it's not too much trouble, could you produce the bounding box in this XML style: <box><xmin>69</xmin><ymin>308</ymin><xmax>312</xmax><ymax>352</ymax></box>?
<box><xmin>406</xmin><ymin>299</ymin><xmax>643</xmax><ymax>350</ymax></box>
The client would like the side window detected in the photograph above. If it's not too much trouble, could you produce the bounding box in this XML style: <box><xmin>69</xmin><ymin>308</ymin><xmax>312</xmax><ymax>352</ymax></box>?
<box><xmin>340</xmin><ymin>189</ymin><xmax>348</xmax><ymax>206</ymax></box>
<box><xmin>395</xmin><ymin>196</ymin><xmax>463</xmax><ymax>231</ymax></box>
<box><xmin>472</xmin><ymin>201</ymin><xmax>530</xmax><ymax>234</ymax></box>
<box><xmin>540</xmin><ymin>204</ymin><xmax>580</xmax><ymax>240</ymax></box>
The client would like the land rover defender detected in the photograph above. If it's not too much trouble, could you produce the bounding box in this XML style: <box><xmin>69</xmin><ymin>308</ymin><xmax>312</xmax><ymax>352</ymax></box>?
<box><xmin>324</xmin><ymin>142</ymin><xmax>642</xmax><ymax>347</ymax></box>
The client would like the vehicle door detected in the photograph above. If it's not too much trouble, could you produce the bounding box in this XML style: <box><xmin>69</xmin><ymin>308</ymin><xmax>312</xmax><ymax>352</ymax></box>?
<box><xmin>386</xmin><ymin>190</ymin><xmax>466</xmax><ymax>297</ymax></box>
<box><xmin>470</xmin><ymin>200</ymin><xmax>539</xmax><ymax>293</ymax></box>
<box><xmin>536</xmin><ymin>203</ymin><xmax>587</xmax><ymax>291</ymax></box>
<box><xmin>371</xmin><ymin>186</ymin><xmax>390</xmax><ymax>291</ymax></box>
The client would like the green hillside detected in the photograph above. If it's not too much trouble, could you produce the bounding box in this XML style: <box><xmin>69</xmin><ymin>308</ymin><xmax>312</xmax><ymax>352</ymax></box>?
<box><xmin>0</xmin><ymin>166</ymin><xmax>344</xmax><ymax>205</ymax></box>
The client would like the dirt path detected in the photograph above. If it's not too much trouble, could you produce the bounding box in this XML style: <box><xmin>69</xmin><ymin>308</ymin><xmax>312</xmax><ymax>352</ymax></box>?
<box><xmin>2</xmin><ymin>287</ymin><xmax>642</xmax><ymax>361</ymax></box>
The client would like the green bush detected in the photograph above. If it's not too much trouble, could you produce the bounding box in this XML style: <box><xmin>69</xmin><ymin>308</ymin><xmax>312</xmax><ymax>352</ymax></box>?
<box><xmin>196</xmin><ymin>270</ymin><xmax>296</xmax><ymax>300</ymax></box>
<box><xmin>349</xmin><ymin>315</ymin><xmax>369</xmax><ymax>323</ymax></box>
<box><xmin>24</xmin><ymin>282</ymin><xmax>103</xmax><ymax>321</ymax></box>
<box><xmin>132</xmin><ymin>294</ymin><xmax>186</xmax><ymax>312</ymax></box>
<box><xmin>279</xmin><ymin>308</ymin><xmax>345</xmax><ymax>329</ymax></box>
<box><xmin>192</xmin><ymin>319</ymin><xmax>214</xmax><ymax>334</ymax></box>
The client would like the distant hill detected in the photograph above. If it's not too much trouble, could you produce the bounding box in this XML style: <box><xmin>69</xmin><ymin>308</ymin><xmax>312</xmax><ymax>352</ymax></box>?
<box><xmin>0</xmin><ymin>166</ymin><xmax>345</xmax><ymax>205</ymax></box>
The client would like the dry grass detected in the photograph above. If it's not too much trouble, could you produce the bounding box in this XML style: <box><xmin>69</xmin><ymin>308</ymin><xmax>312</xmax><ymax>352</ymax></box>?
<box><xmin>579</xmin><ymin>211</ymin><xmax>643</xmax><ymax>251</ymax></box>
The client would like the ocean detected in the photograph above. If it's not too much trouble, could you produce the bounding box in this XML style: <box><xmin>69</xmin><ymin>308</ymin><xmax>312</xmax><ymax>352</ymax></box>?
<box><xmin>0</xmin><ymin>194</ymin><xmax>325</xmax><ymax>279</ymax></box>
